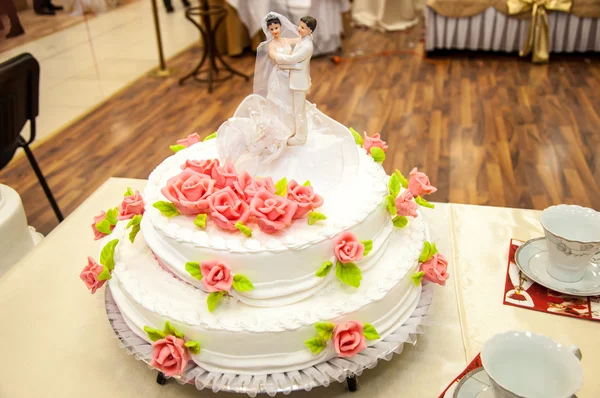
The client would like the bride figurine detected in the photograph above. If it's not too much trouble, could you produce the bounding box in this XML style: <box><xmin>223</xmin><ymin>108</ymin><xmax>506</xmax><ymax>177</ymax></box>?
<box><xmin>216</xmin><ymin>12</ymin><xmax>358</xmax><ymax>189</ymax></box>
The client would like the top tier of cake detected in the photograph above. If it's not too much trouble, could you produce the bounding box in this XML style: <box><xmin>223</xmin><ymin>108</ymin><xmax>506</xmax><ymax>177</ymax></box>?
<box><xmin>141</xmin><ymin>139</ymin><xmax>391</xmax><ymax>307</ymax></box>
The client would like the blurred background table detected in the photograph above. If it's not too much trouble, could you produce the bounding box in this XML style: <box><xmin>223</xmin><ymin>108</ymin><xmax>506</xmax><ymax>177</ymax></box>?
<box><xmin>0</xmin><ymin>178</ymin><xmax>597</xmax><ymax>396</ymax></box>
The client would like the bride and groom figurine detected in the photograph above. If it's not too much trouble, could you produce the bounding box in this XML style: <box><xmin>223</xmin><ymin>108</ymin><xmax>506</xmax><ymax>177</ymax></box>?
<box><xmin>216</xmin><ymin>12</ymin><xmax>358</xmax><ymax>186</ymax></box>
<box><xmin>265</xmin><ymin>14</ymin><xmax>316</xmax><ymax>146</ymax></box>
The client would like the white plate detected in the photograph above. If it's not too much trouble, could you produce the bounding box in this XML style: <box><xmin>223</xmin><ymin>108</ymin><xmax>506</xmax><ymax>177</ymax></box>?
<box><xmin>448</xmin><ymin>368</ymin><xmax>493</xmax><ymax>398</ymax></box>
<box><xmin>515</xmin><ymin>238</ymin><xmax>600</xmax><ymax>296</ymax></box>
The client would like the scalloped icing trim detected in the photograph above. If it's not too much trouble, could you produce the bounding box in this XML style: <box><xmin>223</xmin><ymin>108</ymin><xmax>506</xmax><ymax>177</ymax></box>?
<box><xmin>142</xmin><ymin>139</ymin><xmax>389</xmax><ymax>253</ymax></box>
<box><xmin>106</xmin><ymin>211</ymin><xmax>428</xmax><ymax>333</ymax></box>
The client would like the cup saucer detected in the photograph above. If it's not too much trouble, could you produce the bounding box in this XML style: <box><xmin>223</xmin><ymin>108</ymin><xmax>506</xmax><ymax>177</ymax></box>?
<box><xmin>515</xmin><ymin>238</ymin><xmax>600</xmax><ymax>296</ymax></box>
<box><xmin>445</xmin><ymin>367</ymin><xmax>493</xmax><ymax>398</ymax></box>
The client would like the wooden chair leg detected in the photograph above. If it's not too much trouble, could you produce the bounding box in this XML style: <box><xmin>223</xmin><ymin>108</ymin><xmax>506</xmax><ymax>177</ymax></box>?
<box><xmin>21</xmin><ymin>144</ymin><xmax>64</xmax><ymax>222</ymax></box>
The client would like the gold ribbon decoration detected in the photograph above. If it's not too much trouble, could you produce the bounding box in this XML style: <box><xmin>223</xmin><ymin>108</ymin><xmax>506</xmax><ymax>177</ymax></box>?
<box><xmin>508</xmin><ymin>0</ymin><xmax>572</xmax><ymax>63</ymax></box>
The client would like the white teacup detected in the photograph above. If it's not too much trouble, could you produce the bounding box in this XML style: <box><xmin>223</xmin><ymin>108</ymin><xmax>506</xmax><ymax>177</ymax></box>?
<box><xmin>540</xmin><ymin>205</ymin><xmax>600</xmax><ymax>282</ymax></box>
<box><xmin>481</xmin><ymin>331</ymin><xmax>583</xmax><ymax>398</ymax></box>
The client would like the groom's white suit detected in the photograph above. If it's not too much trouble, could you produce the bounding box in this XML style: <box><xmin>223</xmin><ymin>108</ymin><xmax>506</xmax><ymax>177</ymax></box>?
<box><xmin>274</xmin><ymin>35</ymin><xmax>313</xmax><ymax>145</ymax></box>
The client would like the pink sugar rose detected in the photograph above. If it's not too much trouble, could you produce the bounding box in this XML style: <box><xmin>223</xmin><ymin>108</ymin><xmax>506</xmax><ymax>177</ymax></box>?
<box><xmin>333</xmin><ymin>321</ymin><xmax>367</xmax><ymax>358</ymax></box>
<box><xmin>249</xmin><ymin>188</ymin><xmax>298</xmax><ymax>234</ymax></box>
<box><xmin>207</xmin><ymin>186</ymin><xmax>250</xmax><ymax>231</ymax></box>
<box><xmin>176</xmin><ymin>133</ymin><xmax>201</xmax><ymax>148</ymax></box>
<box><xmin>334</xmin><ymin>231</ymin><xmax>365</xmax><ymax>264</ymax></box>
<box><xmin>200</xmin><ymin>260</ymin><xmax>233</xmax><ymax>292</ymax></box>
<box><xmin>211</xmin><ymin>162</ymin><xmax>238</xmax><ymax>190</ymax></box>
<box><xmin>80</xmin><ymin>257</ymin><xmax>106</xmax><ymax>294</ymax></box>
<box><xmin>117</xmin><ymin>190</ymin><xmax>145</xmax><ymax>220</ymax></box>
<box><xmin>286</xmin><ymin>180</ymin><xmax>324</xmax><ymax>219</ymax></box>
<box><xmin>421</xmin><ymin>253</ymin><xmax>450</xmax><ymax>286</ymax></box>
<box><xmin>161</xmin><ymin>168</ymin><xmax>216</xmax><ymax>215</ymax></box>
<box><xmin>408</xmin><ymin>167</ymin><xmax>437</xmax><ymax>197</ymax></box>
<box><xmin>151</xmin><ymin>335</ymin><xmax>189</xmax><ymax>377</ymax></box>
<box><xmin>243</xmin><ymin>176</ymin><xmax>276</xmax><ymax>202</ymax></box>
<box><xmin>181</xmin><ymin>158</ymin><xmax>220</xmax><ymax>176</ymax></box>
<box><xmin>363</xmin><ymin>132</ymin><xmax>388</xmax><ymax>154</ymax></box>
<box><xmin>395</xmin><ymin>190</ymin><xmax>418</xmax><ymax>218</ymax></box>
<box><xmin>233</xmin><ymin>171</ymin><xmax>253</xmax><ymax>200</ymax></box>
<box><xmin>91</xmin><ymin>211</ymin><xmax>114</xmax><ymax>241</ymax></box>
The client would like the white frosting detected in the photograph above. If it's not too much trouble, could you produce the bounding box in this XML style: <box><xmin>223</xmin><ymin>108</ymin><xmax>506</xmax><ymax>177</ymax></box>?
<box><xmin>108</xmin><ymin>211</ymin><xmax>427</xmax><ymax>374</ymax></box>
<box><xmin>0</xmin><ymin>185</ymin><xmax>35</xmax><ymax>276</ymax></box>
<box><xmin>142</xmin><ymin>139</ymin><xmax>392</xmax><ymax>306</ymax></box>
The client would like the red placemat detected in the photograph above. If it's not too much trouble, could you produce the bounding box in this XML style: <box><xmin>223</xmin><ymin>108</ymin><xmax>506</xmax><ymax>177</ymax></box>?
<box><xmin>438</xmin><ymin>354</ymin><xmax>482</xmax><ymax>398</ymax></box>
<box><xmin>503</xmin><ymin>239</ymin><xmax>600</xmax><ymax>321</ymax></box>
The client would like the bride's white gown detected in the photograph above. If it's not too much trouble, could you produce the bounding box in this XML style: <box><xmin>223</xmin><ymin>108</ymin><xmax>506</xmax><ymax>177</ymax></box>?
<box><xmin>216</xmin><ymin>40</ymin><xmax>358</xmax><ymax>191</ymax></box>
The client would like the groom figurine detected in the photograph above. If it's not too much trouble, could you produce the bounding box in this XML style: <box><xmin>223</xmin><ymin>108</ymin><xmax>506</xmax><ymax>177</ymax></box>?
<box><xmin>270</xmin><ymin>16</ymin><xmax>317</xmax><ymax>146</ymax></box>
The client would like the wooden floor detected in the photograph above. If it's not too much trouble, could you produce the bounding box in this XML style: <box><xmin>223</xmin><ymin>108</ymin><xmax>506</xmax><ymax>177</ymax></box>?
<box><xmin>0</xmin><ymin>0</ymin><xmax>137</xmax><ymax>53</ymax></box>
<box><xmin>2</xmin><ymin>25</ymin><xmax>600</xmax><ymax>235</ymax></box>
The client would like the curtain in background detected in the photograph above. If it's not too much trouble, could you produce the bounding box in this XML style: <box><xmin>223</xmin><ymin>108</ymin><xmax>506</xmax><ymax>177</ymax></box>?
<box><xmin>352</xmin><ymin>0</ymin><xmax>421</xmax><ymax>31</ymax></box>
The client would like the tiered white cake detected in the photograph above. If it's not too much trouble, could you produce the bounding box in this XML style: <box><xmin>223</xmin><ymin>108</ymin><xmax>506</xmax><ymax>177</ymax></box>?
<box><xmin>84</xmin><ymin>98</ymin><xmax>446</xmax><ymax>379</ymax></box>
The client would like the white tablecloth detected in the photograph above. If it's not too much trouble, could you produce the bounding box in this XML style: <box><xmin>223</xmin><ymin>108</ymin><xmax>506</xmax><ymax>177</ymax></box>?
<box><xmin>226</xmin><ymin>0</ymin><xmax>350</xmax><ymax>55</ymax></box>
<box><xmin>0</xmin><ymin>178</ymin><xmax>596</xmax><ymax>397</ymax></box>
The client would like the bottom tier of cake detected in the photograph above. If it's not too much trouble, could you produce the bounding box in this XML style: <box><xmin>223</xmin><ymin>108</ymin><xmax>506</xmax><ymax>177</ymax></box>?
<box><xmin>107</xmin><ymin>214</ymin><xmax>428</xmax><ymax>375</ymax></box>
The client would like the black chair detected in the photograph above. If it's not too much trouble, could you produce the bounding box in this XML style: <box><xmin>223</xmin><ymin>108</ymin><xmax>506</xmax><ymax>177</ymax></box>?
<box><xmin>0</xmin><ymin>53</ymin><xmax>63</xmax><ymax>222</ymax></box>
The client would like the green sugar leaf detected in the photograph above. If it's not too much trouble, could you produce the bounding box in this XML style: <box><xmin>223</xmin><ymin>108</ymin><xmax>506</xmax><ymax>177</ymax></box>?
<box><xmin>203</xmin><ymin>132</ymin><xmax>217</xmax><ymax>141</ymax></box>
<box><xmin>126</xmin><ymin>214</ymin><xmax>143</xmax><ymax>229</ymax></box>
<box><xmin>335</xmin><ymin>261</ymin><xmax>362</xmax><ymax>288</ymax></box>
<box><xmin>392</xmin><ymin>215</ymin><xmax>408</xmax><ymax>228</ymax></box>
<box><xmin>105</xmin><ymin>207</ymin><xmax>119</xmax><ymax>226</ymax></box>
<box><xmin>152</xmin><ymin>201</ymin><xmax>180</xmax><ymax>218</ymax></box>
<box><xmin>124</xmin><ymin>187</ymin><xmax>134</xmax><ymax>197</ymax></box>
<box><xmin>315</xmin><ymin>261</ymin><xmax>333</xmax><ymax>277</ymax></box>
<box><xmin>385</xmin><ymin>195</ymin><xmax>397</xmax><ymax>216</ymax></box>
<box><xmin>185</xmin><ymin>262</ymin><xmax>203</xmax><ymax>280</ymax></box>
<box><xmin>370</xmin><ymin>147</ymin><xmax>386</xmax><ymax>163</ymax></box>
<box><xmin>184</xmin><ymin>340</ymin><xmax>201</xmax><ymax>355</ymax></box>
<box><xmin>95</xmin><ymin>220</ymin><xmax>112</xmax><ymax>235</ymax></box>
<box><xmin>144</xmin><ymin>326</ymin><xmax>166</xmax><ymax>342</ymax></box>
<box><xmin>207</xmin><ymin>291</ymin><xmax>226</xmax><ymax>312</ymax></box>
<box><xmin>308</xmin><ymin>211</ymin><xmax>327</xmax><ymax>226</ymax></box>
<box><xmin>388</xmin><ymin>173</ymin><xmax>401</xmax><ymax>198</ymax></box>
<box><xmin>97</xmin><ymin>265</ymin><xmax>112</xmax><ymax>281</ymax></box>
<box><xmin>361</xmin><ymin>240</ymin><xmax>373</xmax><ymax>256</ymax></box>
<box><xmin>303</xmin><ymin>180</ymin><xmax>311</xmax><ymax>187</ymax></box>
<box><xmin>394</xmin><ymin>170</ymin><xmax>409</xmax><ymax>188</ymax></box>
<box><xmin>163</xmin><ymin>320</ymin><xmax>184</xmax><ymax>339</ymax></box>
<box><xmin>412</xmin><ymin>271</ymin><xmax>425</xmax><ymax>286</ymax></box>
<box><xmin>128</xmin><ymin>224</ymin><xmax>140</xmax><ymax>243</ymax></box>
<box><xmin>314</xmin><ymin>322</ymin><xmax>335</xmax><ymax>340</ymax></box>
<box><xmin>419</xmin><ymin>241</ymin><xmax>431</xmax><ymax>263</ymax></box>
<box><xmin>415</xmin><ymin>195</ymin><xmax>435</xmax><ymax>209</ymax></box>
<box><xmin>419</xmin><ymin>241</ymin><xmax>437</xmax><ymax>263</ymax></box>
<box><xmin>170</xmin><ymin>144</ymin><xmax>186</xmax><ymax>153</ymax></box>
<box><xmin>235</xmin><ymin>222</ymin><xmax>252</xmax><ymax>237</ymax></box>
<box><xmin>349</xmin><ymin>127</ymin><xmax>363</xmax><ymax>146</ymax></box>
<box><xmin>304</xmin><ymin>336</ymin><xmax>327</xmax><ymax>354</ymax></box>
<box><xmin>363</xmin><ymin>323</ymin><xmax>380</xmax><ymax>340</ymax></box>
<box><xmin>100</xmin><ymin>239</ymin><xmax>119</xmax><ymax>271</ymax></box>
<box><xmin>275</xmin><ymin>177</ymin><xmax>288</xmax><ymax>196</ymax></box>
<box><xmin>232</xmin><ymin>274</ymin><xmax>255</xmax><ymax>292</ymax></box>
<box><xmin>194</xmin><ymin>214</ymin><xmax>207</xmax><ymax>229</ymax></box>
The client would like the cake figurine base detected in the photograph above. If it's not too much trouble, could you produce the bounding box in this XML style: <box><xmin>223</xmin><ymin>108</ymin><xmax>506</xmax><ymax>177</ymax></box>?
<box><xmin>105</xmin><ymin>284</ymin><xmax>433</xmax><ymax>397</ymax></box>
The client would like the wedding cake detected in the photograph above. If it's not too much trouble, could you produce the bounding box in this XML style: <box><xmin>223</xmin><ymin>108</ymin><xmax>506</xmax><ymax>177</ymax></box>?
<box><xmin>80</xmin><ymin>12</ymin><xmax>449</xmax><ymax>381</ymax></box>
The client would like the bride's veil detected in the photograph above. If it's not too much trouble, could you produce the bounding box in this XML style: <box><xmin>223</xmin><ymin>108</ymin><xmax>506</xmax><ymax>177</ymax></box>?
<box><xmin>253</xmin><ymin>12</ymin><xmax>299</xmax><ymax>97</ymax></box>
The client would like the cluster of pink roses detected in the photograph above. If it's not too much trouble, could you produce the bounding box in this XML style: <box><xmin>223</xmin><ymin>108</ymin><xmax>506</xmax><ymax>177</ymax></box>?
<box><xmin>394</xmin><ymin>167</ymin><xmax>437</xmax><ymax>218</ymax></box>
<box><xmin>199</xmin><ymin>260</ymin><xmax>232</xmax><ymax>292</ymax></box>
<box><xmin>151</xmin><ymin>335</ymin><xmax>189</xmax><ymax>376</ymax></box>
<box><xmin>305</xmin><ymin>320</ymin><xmax>379</xmax><ymax>358</ymax></box>
<box><xmin>161</xmin><ymin>159</ymin><xmax>324</xmax><ymax>234</ymax></box>
<box><xmin>91</xmin><ymin>189</ymin><xmax>144</xmax><ymax>240</ymax></box>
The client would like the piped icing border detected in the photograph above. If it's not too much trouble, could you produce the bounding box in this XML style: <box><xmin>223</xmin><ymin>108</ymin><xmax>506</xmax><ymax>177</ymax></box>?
<box><xmin>143</xmin><ymin>140</ymin><xmax>388</xmax><ymax>253</ymax></box>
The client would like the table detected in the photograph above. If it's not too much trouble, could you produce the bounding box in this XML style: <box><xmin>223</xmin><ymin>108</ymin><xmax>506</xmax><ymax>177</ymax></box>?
<box><xmin>0</xmin><ymin>177</ymin><xmax>596</xmax><ymax>397</ymax></box>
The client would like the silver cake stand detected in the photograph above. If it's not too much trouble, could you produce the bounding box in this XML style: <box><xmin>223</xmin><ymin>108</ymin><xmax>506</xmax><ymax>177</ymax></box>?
<box><xmin>105</xmin><ymin>284</ymin><xmax>433</xmax><ymax>397</ymax></box>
